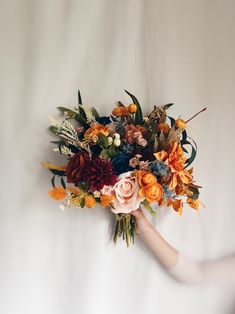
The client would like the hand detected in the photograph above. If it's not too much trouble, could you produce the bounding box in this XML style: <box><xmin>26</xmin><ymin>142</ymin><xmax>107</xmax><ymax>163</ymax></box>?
<box><xmin>131</xmin><ymin>208</ymin><xmax>154</xmax><ymax>235</ymax></box>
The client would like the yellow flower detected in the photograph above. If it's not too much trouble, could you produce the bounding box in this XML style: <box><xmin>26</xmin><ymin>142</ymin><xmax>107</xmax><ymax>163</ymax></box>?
<box><xmin>48</xmin><ymin>187</ymin><xmax>67</xmax><ymax>200</ymax></box>
<box><xmin>85</xmin><ymin>195</ymin><xmax>96</xmax><ymax>208</ymax></box>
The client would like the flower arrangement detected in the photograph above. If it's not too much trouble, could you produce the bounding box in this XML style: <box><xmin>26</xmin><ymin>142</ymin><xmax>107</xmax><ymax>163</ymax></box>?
<box><xmin>42</xmin><ymin>90</ymin><xmax>206</xmax><ymax>246</ymax></box>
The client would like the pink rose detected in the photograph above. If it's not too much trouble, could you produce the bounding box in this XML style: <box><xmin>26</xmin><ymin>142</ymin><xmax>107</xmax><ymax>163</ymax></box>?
<box><xmin>111</xmin><ymin>171</ymin><xmax>143</xmax><ymax>214</ymax></box>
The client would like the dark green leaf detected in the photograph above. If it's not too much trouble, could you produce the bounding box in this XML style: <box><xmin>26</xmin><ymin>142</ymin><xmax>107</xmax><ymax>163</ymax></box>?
<box><xmin>76</xmin><ymin>181</ymin><xmax>89</xmax><ymax>191</ymax></box>
<box><xmin>49</xmin><ymin>169</ymin><xmax>65</xmax><ymax>176</ymax></box>
<box><xmin>167</xmin><ymin>116</ymin><xmax>175</xmax><ymax>127</ymax></box>
<box><xmin>80</xmin><ymin>198</ymin><xmax>85</xmax><ymax>208</ymax></box>
<box><xmin>61</xmin><ymin>177</ymin><xmax>66</xmax><ymax>189</ymax></box>
<box><xmin>97</xmin><ymin>133</ymin><xmax>109</xmax><ymax>148</ymax></box>
<box><xmin>188</xmin><ymin>186</ymin><xmax>200</xmax><ymax>200</ymax></box>
<box><xmin>78</xmin><ymin>90</ymin><xmax>83</xmax><ymax>105</ymax></box>
<box><xmin>124</xmin><ymin>90</ymin><xmax>143</xmax><ymax>125</ymax></box>
<box><xmin>51</xmin><ymin>175</ymin><xmax>55</xmax><ymax>188</ymax></box>
<box><xmin>91</xmin><ymin>106</ymin><xmax>100</xmax><ymax>118</ymax></box>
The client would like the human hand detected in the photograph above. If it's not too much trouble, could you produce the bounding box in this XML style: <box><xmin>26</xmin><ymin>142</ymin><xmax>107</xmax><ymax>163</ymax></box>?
<box><xmin>131</xmin><ymin>207</ymin><xmax>154</xmax><ymax>235</ymax></box>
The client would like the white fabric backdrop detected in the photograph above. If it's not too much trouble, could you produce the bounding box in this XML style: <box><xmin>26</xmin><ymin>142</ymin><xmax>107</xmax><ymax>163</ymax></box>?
<box><xmin>1</xmin><ymin>0</ymin><xmax>235</xmax><ymax>313</ymax></box>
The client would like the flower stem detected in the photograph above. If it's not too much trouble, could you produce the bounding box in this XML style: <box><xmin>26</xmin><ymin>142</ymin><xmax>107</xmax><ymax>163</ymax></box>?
<box><xmin>186</xmin><ymin>107</ymin><xmax>207</xmax><ymax>124</ymax></box>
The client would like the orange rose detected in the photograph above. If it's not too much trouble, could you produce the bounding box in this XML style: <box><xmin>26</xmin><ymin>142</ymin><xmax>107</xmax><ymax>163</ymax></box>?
<box><xmin>136</xmin><ymin>170</ymin><xmax>157</xmax><ymax>187</ymax></box>
<box><xmin>48</xmin><ymin>187</ymin><xmax>67</xmax><ymax>200</ymax></box>
<box><xmin>85</xmin><ymin>194</ymin><xmax>96</xmax><ymax>208</ymax></box>
<box><xmin>139</xmin><ymin>183</ymin><xmax>163</xmax><ymax>203</ymax></box>
<box><xmin>84</xmin><ymin>123</ymin><xmax>109</xmax><ymax>140</ymax></box>
<box><xmin>112</xmin><ymin>107</ymin><xmax>130</xmax><ymax>117</ymax></box>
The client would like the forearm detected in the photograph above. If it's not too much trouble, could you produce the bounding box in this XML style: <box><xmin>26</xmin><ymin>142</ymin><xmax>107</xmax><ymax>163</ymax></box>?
<box><xmin>138</xmin><ymin>224</ymin><xmax>179</xmax><ymax>270</ymax></box>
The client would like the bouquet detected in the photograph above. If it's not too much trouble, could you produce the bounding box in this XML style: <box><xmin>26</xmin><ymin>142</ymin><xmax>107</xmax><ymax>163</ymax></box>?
<box><xmin>42</xmin><ymin>90</ymin><xmax>206</xmax><ymax>246</ymax></box>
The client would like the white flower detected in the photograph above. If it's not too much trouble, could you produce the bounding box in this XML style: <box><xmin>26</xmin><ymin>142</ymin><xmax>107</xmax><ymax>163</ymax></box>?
<box><xmin>114</xmin><ymin>138</ymin><xmax>121</xmax><ymax>147</ymax></box>
<box><xmin>108</xmin><ymin>136</ymin><xmax>113</xmax><ymax>145</ymax></box>
<box><xmin>114</xmin><ymin>133</ymin><xmax>120</xmax><ymax>139</ymax></box>
<box><xmin>93</xmin><ymin>190</ymin><xmax>101</xmax><ymax>198</ymax></box>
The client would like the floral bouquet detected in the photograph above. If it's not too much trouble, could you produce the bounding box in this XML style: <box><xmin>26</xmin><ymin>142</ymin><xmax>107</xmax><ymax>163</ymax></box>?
<box><xmin>42</xmin><ymin>90</ymin><xmax>206</xmax><ymax>246</ymax></box>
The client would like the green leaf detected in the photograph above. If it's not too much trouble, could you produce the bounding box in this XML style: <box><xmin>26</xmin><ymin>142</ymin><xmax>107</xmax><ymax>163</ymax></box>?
<box><xmin>188</xmin><ymin>186</ymin><xmax>200</xmax><ymax>200</ymax></box>
<box><xmin>124</xmin><ymin>90</ymin><xmax>143</xmax><ymax>125</ymax></box>
<box><xmin>97</xmin><ymin>133</ymin><xmax>109</xmax><ymax>148</ymax></box>
<box><xmin>107</xmin><ymin>145</ymin><xmax>120</xmax><ymax>158</ymax></box>
<box><xmin>181</xmin><ymin>129</ymin><xmax>187</xmax><ymax>142</ymax></box>
<box><xmin>183</xmin><ymin>137</ymin><xmax>197</xmax><ymax>168</ymax></box>
<box><xmin>167</xmin><ymin>116</ymin><xmax>175</xmax><ymax>127</ymax></box>
<box><xmin>76</xmin><ymin>181</ymin><xmax>89</xmax><ymax>191</ymax></box>
<box><xmin>142</xmin><ymin>199</ymin><xmax>156</xmax><ymax>217</ymax></box>
<box><xmin>51</xmin><ymin>175</ymin><xmax>55</xmax><ymax>188</ymax></box>
<box><xmin>49</xmin><ymin>126</ymin><xmax>59</xmax><ymax>136</ymax></box>
<box><xmin>49</xmin><ymin>169</ymin><xmax>65</xmax><ymax>176</ymax></box>
<box><xmin>91</xmin><ymin>106</ymin><xmax>100</xmax><ymax>118</ymax></box>
<box><xmin>78</xmin><ymin>90</ymin><xmax>83</xmax><ymax>105</ymax></box>
<box><xmin>80</xmin><ymin>198</ymin><xmax>85</xmax><ymax>208</ymax></box>
<box><xmin>57</xmin><ymin>106</ymin><xmax>78</xmax><ymax>118</ymax></box>
<box><xmin>50</xmin><ymin>140</ymin><xmax>66</xmax><ymax>145</ymax></box>
<box><xmin>61</xmin><ymin>177</ymin><xmax>66</xmax><ymax>189</ymax></box>
<box><xmin>100</xmin><ymin>149</ymin><xmax>109</xmax><ymax>158</ymax></box>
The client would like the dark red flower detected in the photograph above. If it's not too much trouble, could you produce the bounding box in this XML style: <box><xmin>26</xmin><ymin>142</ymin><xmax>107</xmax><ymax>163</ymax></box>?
<box><xmin>66</xmin><ymin>153</ymin><xmax>88</xmax><ymax>184</ymax></box>
<box><xmin>83</xmin><ymin>157</ymin><xmax>117</xmax><ymax>191</ymax></box>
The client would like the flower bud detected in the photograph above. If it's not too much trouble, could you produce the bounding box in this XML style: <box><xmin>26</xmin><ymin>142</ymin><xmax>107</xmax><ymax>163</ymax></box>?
<box><xmin>128</xmin><ymin>103</ymin><xmax>137</xmax><ymax>113</ymax></box>
<box><xmin>114</xmin><ymin>133</ymin><xmax>120</xmax><ymax>139</ymax></box>
<box><xmin>114</xmin><ymin>138</ymin><xmax>121</xmax><ymax>147</ymax></box>
<box><xmin>107</xmin><ymin>136</ymin><xmax>113</xmax><ymax>145</ymax></box>
<box><xmin>175</xmin><ymin>119</ymin><xmax>186</xmax><ymax>129</ymax></box>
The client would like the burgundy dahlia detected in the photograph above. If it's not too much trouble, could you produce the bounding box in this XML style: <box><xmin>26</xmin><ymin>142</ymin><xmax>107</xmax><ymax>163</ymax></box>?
<box><xmin>66</xmin><ymin>153</ymin><xmax>89</xmax><ymax>184</ymax></box>
<box><xmin>82</xmin><ymin>157</ymin><xmax>117</xmax><ymax>191</ymax></box>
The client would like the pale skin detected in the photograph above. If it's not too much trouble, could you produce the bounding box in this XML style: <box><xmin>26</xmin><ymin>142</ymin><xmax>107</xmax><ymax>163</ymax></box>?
<box><xmin>131</xmin><ymin>208</ymin><xmax>235</xmax><ymax>286</ymax></box>
<box><xmin>131</xmin><ymin>208</ymin><xmax>178</xmax><ymax>269</ymax></box>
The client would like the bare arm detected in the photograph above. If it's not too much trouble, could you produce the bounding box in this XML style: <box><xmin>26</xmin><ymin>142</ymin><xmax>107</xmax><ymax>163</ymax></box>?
<box><xmin>132</xmin><ymin>208</ymin><xmax>235</xmax><ymax>285</ymax></box>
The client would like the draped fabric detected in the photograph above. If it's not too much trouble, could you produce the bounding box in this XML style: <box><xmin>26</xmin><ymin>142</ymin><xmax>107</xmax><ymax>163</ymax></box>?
<box><xmin>1</xmin><ymin>0</ymin><xmax>235</xmax><ymax>313</ymax></box>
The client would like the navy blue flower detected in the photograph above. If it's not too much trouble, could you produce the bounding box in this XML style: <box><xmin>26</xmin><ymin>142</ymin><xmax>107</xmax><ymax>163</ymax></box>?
<box><xmin>111</xmin><ymin>154</ymin><xmax>132</xmax><ymax>175</ymax></box>
<box><xmin>96</xmin><ymin>116</ymin><xmax>111</xmax><ymax>125</ymax></box>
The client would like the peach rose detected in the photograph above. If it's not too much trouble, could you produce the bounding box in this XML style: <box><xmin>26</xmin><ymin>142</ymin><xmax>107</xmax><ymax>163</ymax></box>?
<box><xmin>111</xmin><ymin>171</ymin><xmax>143</xmax><ymax>214</ymax></box>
